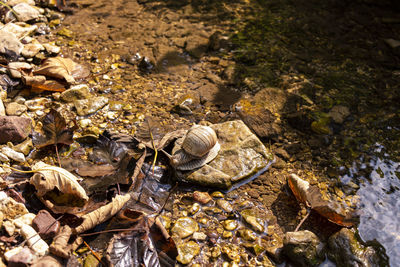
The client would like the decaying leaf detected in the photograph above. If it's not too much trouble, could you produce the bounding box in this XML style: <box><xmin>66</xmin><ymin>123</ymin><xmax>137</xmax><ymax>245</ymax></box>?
<box><xmin>49</xmin><ymin>225</ymin><xmax>72</xmax><ymax>258</ymax></box>
<box><xmin>33</xmin><ymin>57</ymin><xmax>89</xmax><ymax>84</ymax></box>
<box><xmin>32</xmin><ymin>109</ymin><xmax>76</xmax><ymax>149</ymax></box>
<box><xmin>30</xmin><ymin>161</ymin><xmax>88</xmax><ymax>214</ymax></box>
<box><xmin>288</xmin><ymin>174</ymin><xmax>356</xmax><ymax>227</ymax></box>
<box><xmin>106</xmin><ymin>215</ymin><xmax>177</xmax><ymax>267</ymax></box>
<box><xmin>75</xmin><ymin>194</ymin><xmax>131</xmax><ymax>234</ymax></box>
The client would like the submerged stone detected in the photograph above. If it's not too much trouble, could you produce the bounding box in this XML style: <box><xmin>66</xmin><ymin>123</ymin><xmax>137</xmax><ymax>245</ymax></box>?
<box><xmin>74</xmin><ymin>96</ymin><xmax>108</xmax><ymax>116</ymax></box>
<box><xmin>176</xmin><ymin>120</ymin><xmax>274</xmax><ymax>188</ymax></box>
<box><xmin>176</xmin><ymin>241</ymin><xmax>200</xmax><ymax>264</ymax></box>
<box><xmin>171</xmin><ymin>217</ymin><xmax>199</xmax><ymax>239</ymax></box>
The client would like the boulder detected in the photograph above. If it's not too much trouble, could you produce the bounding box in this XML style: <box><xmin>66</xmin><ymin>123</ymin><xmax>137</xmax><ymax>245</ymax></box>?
<box><xmin>175</xmin><ymin>120</ymin><xmax>274</xmax><ymax>188</ymax></box>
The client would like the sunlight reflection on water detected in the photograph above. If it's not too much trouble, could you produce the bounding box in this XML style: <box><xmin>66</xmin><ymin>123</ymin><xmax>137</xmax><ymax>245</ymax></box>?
<box><xmin>341</xmin><ymin>144</ymin><xmax>400</xmax><ymax>266</ymax></box>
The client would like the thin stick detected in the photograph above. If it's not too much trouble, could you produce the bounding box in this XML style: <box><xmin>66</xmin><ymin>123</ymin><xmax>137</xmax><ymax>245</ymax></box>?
<box><xmin>149</xmin><ymin>131</ymin><xmax>157</xmax><ymax>174</ymax></box>
<box><xmin>0</xmin><ymin>165</ymin><xmax>36</xmax><ymax>173</ymax></box>
<box><xmin>83</xmin><ymin>240</ymin><xmax>104</xmax><ymax>265</ymax></box>
<box><xmin>55</xmin><ymin>145</ymin><xmax>61</xmax><ymax>168</ymax></box>
<box><xmin>294</xmin><ymin>209</ymin><xmax>311</xmax><ymax>232</ymax></box>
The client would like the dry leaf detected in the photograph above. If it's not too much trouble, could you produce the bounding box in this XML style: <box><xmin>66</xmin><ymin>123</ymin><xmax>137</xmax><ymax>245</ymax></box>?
<box><xmin>75</xmin><ymin>194</ymin><xmax>131</xmax><ymax>234</ymax></box>
<box><xmin>32</xmin><ymin>109</ymin><xmax>77</xmax><ymax>149</ymax></box>
<box><xmin>49</xmin><ymin>225</ymin><xmax>72</xmax><ymax>258</ymax></box>
<box><xmin>33</xmin><ymin>57</ymin><xmax>88</xmax><ymax>84</ymax></box>
<box><xmin>30</xmin><ymin>161</ymin><xmax>88</xmax><ymax>214</ymax></box>
<box><xmin>288</xmin><ymin>174</ymin><xmax>355</xmax><ymax>227</ymax></box>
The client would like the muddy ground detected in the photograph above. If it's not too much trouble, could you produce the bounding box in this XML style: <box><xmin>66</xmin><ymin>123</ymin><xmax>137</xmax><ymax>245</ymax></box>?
<box><xmin>42</xmin><ymin>0</ymin><xmax>400</xmax><ymax>264</ymax></box>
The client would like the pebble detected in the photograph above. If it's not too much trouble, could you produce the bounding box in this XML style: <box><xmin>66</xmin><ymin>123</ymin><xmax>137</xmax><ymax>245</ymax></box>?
<box><xmin>32</xmin><ymin>210</ymin><xmax>60</xmax><ymax>239</ymax></box>
<box><xmin>8</xmin><ymin>62</ymin><xmax>32</xmax><ymax>79</ymax></box>
<box><xmin>5</xmin><ymin>101</ymin><xmax>26</xmax><ymax>115</ymax></box>
<box><xmin>3</xmin><ymin>220</ymin><xmax>16</xmax><ymax>236</ymax></box>
<box><xmin>222</xmin><ymin>220</ymin><xmax>238</xmax><ymax>231</ymax></box>
<box><xmin>216</xmin><ymin>199</ymin><xmax>233</xmax><ymax>213</ymax></box>
<box><xmin>192</xmin><ymin>231</ymin><xmax>207</xmax><ymax>241</ymax></box>
<box><xmin>170</xmin><ymin>217</ymin><xmax>199</xmax><ymax>239</ymax></box>
<box><xmin>188</xmin><ymin>203</ymin><xmax>201</xmax><ymax>215</ymax></box>
<box><xmin>4</xmin><ymin>246</ymin><xmax>23</xmax><ymax>262</ymax></box>
<box><xmin>176</xmin><ymin>241</ymin><xmax>200</xmax><ymax>265</ymax></box>
<box><xmin>0</xmin><ymin>30</ymin><xmax>23</xmax><ymax>56</ymax></box>
<box><xmin>8</xmin><ymin>3</ymin><xmax>41</xmax><ymax>22</ymax></box>
<box><xmin>43</xmin><ymin>43</ymin><xmax>60</xmax><ymax>54</ymax></box>
<box><xmin>20</xmin><ymin>224</ymin><xmax>49</xmax><ymax>256</ymax></box>
<box><xmin>13</xmin><ymin>213</ymin><xmax>36</xmax><ymax>228</ymax></box>
<box><xmin>78</xmin><ymin>119</ymin><xmax>92</xmax><ymax>128</ymax></box>
<box><xmin>240</xmin><ymin>209</ymin><xmax>265</xmax><ymax>233</ymax></box>
<box><xmin>0</xmin><ymin>99</ymin><xmax>5</xmax><ymax>116</ymax></box>
<box><xmin>211</xmin><ymin>191</ymin><xmax>224</xmax><ymax>198</ymax></box>
<box><xmin>193</xmin><ymin>191</ymin><xmax>213</xmax><ymax>204</ymax></box>
<box><xmin>0</xmin><ymin>116</ymin><xmax>32</xmax><ymax>144</ymax></box>
<box><xmin>0</xmin><ymin>152</ymin><xmax>8</xmax><ymax>162</ymax></box>
<box><xmin>1</xmin><ymin>147</ymin><xmax>25</xmax><ymax>162</ymax></box>
<box><xmin>106</xmin><ymin>111</ymin><xmax>118</xmax><ymax>120</ymax></box>
<box><xmin>60</xmin><ymin>84</ymin><xmax>90</xmax><ymax>102</ymax></box>
<box><xmin>24</xmin><ymin>98</ymin><xmax>50</xmax><ymax>111</ymax></box>
<box><xmin>22</xmin><ymin>41</ymin><xmax>44</xmax><ymax>58</ymax></box>
<box><xmin>74</xmin><ymin>96</ymin><xmax>108</xmax><ymax>116</ymax></box>
<box><xmin>238</xmin><ymin>229</ymin><xmax>257</xmax><ymax>241</ymax></box>
<box><xmin>221</xmin><ymin>244</ymin><xmax>241</xmax><ymax>262</ymax></box>
<box><xmin>8</xmin><ymin>247</ymin><xmax>35</xmax><ymax>266</ymax></box>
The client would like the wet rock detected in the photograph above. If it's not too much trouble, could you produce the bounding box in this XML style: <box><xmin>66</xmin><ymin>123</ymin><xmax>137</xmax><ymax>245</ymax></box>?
<box><xmin>56</xmin><ymin>28</ymin><xmax>73</xmax><ymax>38</ymax></box>
<box><xmin>193</xmin><ymin>191</ymin><xmax>212</xmax><ymax>204</ymax></box>
<box><xmin>0</xmin><ymin>116</ymin><xmax>31</xmax><ymax>144</ymax></box>
<box><xmin>327</xmin><ymin>228</ymin><xmax>384</xmax><ymax>267</ymax></box>
<box><xmin>211</xmin><ymin>191</ymin><xmax>224</xmax><ymax>198</ymax></box>
<box><xmin>192</xmin><ymin>231</ymin><xmax>207</xmax><ymax>241</ymax></box>
<box><xmin>21</xmin><ymin>42</ymin><xmax>44</xmax><ymax>58</ymax></box>
<box><xmin>6</xmin><ymin>102</ymin><xmax>28</xmax><ymax>116</ymax></box>
<box><xmin>74</xmin><ymin>96</ymin><xmax>108</xmax><ymax>116</ymax></box>
<box><xmin>238</xmin><ymin>228</ymin><xmax>257</xmax><ymax>241</ymax></box>
<box><xmin>311</xmin><ymin>116</ymin><xmax>332</xmax><ymax>135</ymax></box>
<box><xmin>216</xmin><ymin>199</ymin><xmax>233</xmax><ymax>213</ymax></box>
<box><xmin>24</xmin><ymin>98</ymin><xmax>49</xmax><ymax>112</ymax></box>
<box><xmin>283</xmin><ymin>230</ymin><xmax>325</xmax><ymax>267</ymax></box>
<box><xmin>188</xmin><ymin>203</ymin><xmax>201</xmax><ymax>215</ymax></box>
<box><xmin>0</xmin><ymin>30</ymin><xmax>23</xmax><ymax>57</ymax></box>
<box><xmin>240</xmin><ymin>209</ymin><xmax>265</xmax><ymax>233</ymax></box>
<box><xmin>8</xmin><ymin>247</ymin><xmax>34</xmax><ymax>267</ymax></box>
<box><xmin>7</xmin><ymin>3</ymin><xmax>41</xmax><ymax>22</ymax></box>
<box><xmin>235</xmin><ymin>99</ymin><xmax>282</xmax><ymax>140</ymax></box>
<box><xmin>176</xmin><ymin>120</ymin><xmax>274</xmax><ymax>188</ymax></box>
<box><xmin>176</xmin><ymin>241</ymin><xmax>200</xmax><ymax>265</ymax></box>
<box><xmin>32</xmin><ymin>210</ymin><xmax>60</xmax><ymax>239</ymax></box>
<box><xmin>221</xmin><ymin>244</ymin><xmax>241</xmax><ymax>262</ymax></box>
<box><xmin>222</xmin><ymin>220</ymin><xmax>238</xmax><ymax>231</ymax></box>
<box><xmin>171</xmin><ymin>217</ymin><xmax>199</xmax><ymax>239</ymax></box>
<box><xmin>1</xmin><ymin>147</ymin><xmax>25</xmax><ymax>162</ymax></box>
<box><xmin>61</xmin><ymin>84</ymin><xmax>91</xmax><ymax>102</ymax></box>
<box><xmin>8</xmin><ymin>62</ymin><xmax>32</xmax><ymax>79</ymax></box>
<box><xmin>328</xmin><ymin>105</ymin><xmax>350</xmax><ymax>124</ymax></box>
<box><xmin>43</xmin><ymin>43</ymin><xmax>60</xmax><ymax>54</ymax></box>
<box><xmin>1</xmin><ymin>23</ymin><xmax>37</xmax><ymax>39</ymax></box>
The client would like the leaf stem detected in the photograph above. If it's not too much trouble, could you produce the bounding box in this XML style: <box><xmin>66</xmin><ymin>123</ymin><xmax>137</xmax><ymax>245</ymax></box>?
<box><xmin>294</xmin><ymin>208</ymin><xmax>311</xmax><ymax>232</ymax></box>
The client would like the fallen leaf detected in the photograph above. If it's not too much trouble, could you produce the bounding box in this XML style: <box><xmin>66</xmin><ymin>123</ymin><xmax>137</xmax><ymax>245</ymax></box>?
<box><xmin>30</xmin><ymin>80</ymin><xmax>66</xmax><ymax>93</ymax></box>
<box><xmin>32</xmin><ymin>109</ymin><xmax>77</xmax><ymax>149</ymax></box>
<box><xmin>33</xmin><ymin>57</ymin><xmax>89</xmax><ymax>84</ymax></box>
<box><xmin>288</xmin><ymin>174</ymin><xmax>355</xmax><ymax>227</ymax></box>
<box><xmin>30</xmin><ymin>161</ymin><xmax>88</xmax><ymax>214</ymax></box>
<box><xmin>75</xmin><ymin>194</ymin><xmax>131</xmax><ymax>234</ymax></box>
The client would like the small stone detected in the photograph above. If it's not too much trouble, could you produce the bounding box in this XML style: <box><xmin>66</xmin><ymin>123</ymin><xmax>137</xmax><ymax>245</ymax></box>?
<box><xmin>4</xmin><ymin>247</ymin><xmax>23</xmax><ymax>262</ymax></box>
<box><xmin>328</xmin><ymin>105</ymin><xmax>350</xmax><ymax>124</ymax></box>
<box><xmin>216</xmin><ymin>199</ymin><xmax>233</xmax><ymax>213</ymax></box>
<box><xmin>1</xmin><ymin>147</ymin><xmax>25</xmax><ymax>162</ymax></box>
<box><xmin>203</xmin><ymin>207</ymin><xmax>222</xmax><ymax>215</ymax></box>
<box><xmin>192</xmin><ymin>231</ymin><xmax>207</xmax><ymax>241</ymax></box>
<box><xmin>222</xmin><ymin>230</ymin><xmax>233</xmax><ymax>238</ymax></box>
<box><xmin>283</xmin><ymin>230</ymin><xmax>325</xmax><ymax>267</ymax></box>
<box><xmin>78</xmin><ymin>119</ymin><xmax>91</xmax><ymax>128</ymax></box>
<box><xmin>0</xmin><ymin>99</ymin><xmax>5</xmax><ymax>116</ymax></box>
<box><xmin>0</xmin><ymin>152</ymin><xmax>8</xmax><ymax>162</ymax></box>
<box><xmin>22</xmin><ymin>43</ymin><xmax>44</xmax><ymax>58</ymax></box>
<box><xmin>32</xmin><ymin>210</ymin><xmax>60</xmax><ymax>239</ymax></box>
<box><xmin>6</xmin><ymin>102</ymin><xmax>28</xmax><ymax>116</ymax></box>
<box><xmin>188</xmin><ymin>202</ymin><xmax>201</xmax><ymax>215</ymax></box>
<box><xmin>0</xmin><ymin>116</ymin><xmax>31</xmax><ymax>144</ymax></box>
<box><xmin>56</xmin><ymin>28</ymin><xmax>73</xmax><ymax>38</ymax></box>
<box><xmin>61</xmin><ymin>84</ymin><xmax>90</xmax><ymax>102</ymax></box>
<box><xmin>0</xmin><ymin>196</ymin><xmax>28</xmax><ymax>220</ymax></box>
<box><xmin>8</xmin><ymin>62</ymin><xmax>32</xmax><ymax>79</ymax></box>
<box><xmin>240</xmin><ymin>209</ymin><xmax>265</xmax><ymax>233</ymax></box>
<box><xmin>13</xmin><ymin>213</ymin><xmax>36</xmax><ymax>228</ymax></box>
<box><xmin>238</xmin><ymin>228</ymin><xmax>257</xmax><ymax>241</ymax></box>
<box><xmin>3</xmin><ymin>220</ymin><xmax>16</xmax><ymax>236</ymax></box>
<box><xmin>108</xmin><ymin>101</ymin><xmax>124</xmax><ymax>111</ymax></box>
<box><xmin>171</xmin><ymin>217</ymin><xmax>199</xmax><ymax>239</ymax></box>
<box><xmin>193</xmin><ymin>191</ymin><xmax>212</xmax><ymax>204</ymax></box>
<box><xmin>24</xmin><ymin>98</ymin><xmax>49</xmax><ymax>111</ymax></box>
<box><xmin>106</xmin><ymin>111</ymin><xmax>118</xmax><ymax>120</ymax></box>
<box><xmin>211</xmin><ymin>191</ymin><xmax>224</xmax><ymax>198</ymax></box>
<box><xmin>221</xmin><ymin>244</ymin><xmax>241</xmax><ymax>262</ymax></box>
<box><xmin>0</xmin><ymin>30</ymin><xmax>23</xmax><ymax>56</ymax></box>
<box><xmin>13</xmin><ymin>138</ymin><xmax>33</xmax><ymax>156</ymax></box>
<box><xmin>74</xmin><ymin>96</ymin><xmax>108</xmax><ymax>116</ymax></box>
<box><xmin>1</xmin><ymin>23</ymin><xmax>37</xmax><ymax>40</ymax></box>
<box><xmin>211</xmin><ymin>246</ymin><xmax>221</xmax><ymax>258</ymax></box>
<box><xmin>176</xmin><ymin>241</ymin><xmax>200</xmax><ymax>265</ymax></box>
<box><xmin>8</xmin><ymin>247</ymin><xmax>34</xmax><ymax>266</ymax></box>
<box><xmin>222</xmin><ymin>220</ymin><xmax>238</xmax><ymax>231</ymax></box>
<box><xmin>9</xmin><ymin>3</ymin><xmax>41</xmax><ymax>22</ymax></box>
<box><xmin>43</xmin><ymin>43</ymin><xmax>60</xmax><ymax>54</ymax></box>
<box><xmin>20</xmin><ymin>224</ymin><xmax>49</xmax><ymax>256</ymax></box>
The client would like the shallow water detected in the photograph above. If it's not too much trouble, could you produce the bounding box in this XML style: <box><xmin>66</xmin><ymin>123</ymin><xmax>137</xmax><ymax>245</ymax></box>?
<box><xmin>341</xmin><ymin>144</ymin><xmax>400</xmax><ymax>265</ymax></box>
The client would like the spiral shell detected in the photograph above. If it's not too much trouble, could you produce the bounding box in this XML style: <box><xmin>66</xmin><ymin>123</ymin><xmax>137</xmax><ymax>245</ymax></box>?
<box><xmin>182</xmin><ymin>125</ymin><xmax>217</xmax><ymax>158</ymax></box>
<box><xmin>171</xmin><ymin>125</ymin><xmax>220</xmax><ymax>170</ymax></box>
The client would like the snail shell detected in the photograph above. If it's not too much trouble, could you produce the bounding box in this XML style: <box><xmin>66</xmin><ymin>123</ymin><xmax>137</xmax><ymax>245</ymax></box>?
<box><xmin>171</xmin><ymin>125</ymin><xmax>220</xmax><ymax>170</ymax></box>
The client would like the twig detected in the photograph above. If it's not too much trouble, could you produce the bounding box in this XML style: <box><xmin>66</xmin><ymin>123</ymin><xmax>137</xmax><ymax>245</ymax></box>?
<box><xmin>0</xmin><ymin>1</ymin><xmax>19</xmax><ymax>18</ymax></box>
<box><xmin>149</xmin><ymin>128</ymin><xmax>157</xmax><ymax>175</ymax></box>
<box><xmin>294</xmin><ymin>209</ymin><xmax>311</xmax><ymax>232</ymax></box>
<box><xmin>55</xmin><ymin>145</ymin><xmax>61</xmax><ymax>168</ymax></box>
<box><xmin>83</xmin><ymin>240</ymin><xmax>105</xmax><ymax>265</ymax></box>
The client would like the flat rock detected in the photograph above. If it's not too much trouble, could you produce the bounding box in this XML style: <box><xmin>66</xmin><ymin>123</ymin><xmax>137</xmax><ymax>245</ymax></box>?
<box><xmin>21</xmin><ymin>43</ymin><xmax>44</xmax><ymax>58</ymax></box>
<box><xmin>0</xmin><ymin>30</ymin><xmax>23</xmax><ymax>57</ymax></box>
<box><xmin>1</xmin><ymin>147</ymin><xmax>25</xmax><ymax>162</ymax></box>
<box><xmin>1</xmin><ymin>23</ymin><xmax>37</xmax><ymax>39</ymax></box>
<box><xmin>0</xmin><ymin>116</ymin><xmax>31</xmax><ymax>144</ymax></box>
<box><xmin>176</xmin><ymin>120</ymin><xmax>274</xmax><ymax>188</ymax></box>
<box><xmin>32</xmin><ymin>210</ymin><xmax>60</xmax><ymax>239</ymax></box>
<box><xmin>61</xmin><ymin>84</ymin><xmax>90</xmax><ymax>102</ymax></box>
<box><xmin>6</xmin><ymin>102</ymin><xmax>28</xmax><ymax>116</ymax></box>
<box><xmin>74</xmin><ymin>96</ymin><xmax>108</xmax><ymax>116</ymax></box>
<box><xmin>8</xmin><ymin>62</ymin><xmax>32</xmax><ymax>79</ymax></box>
